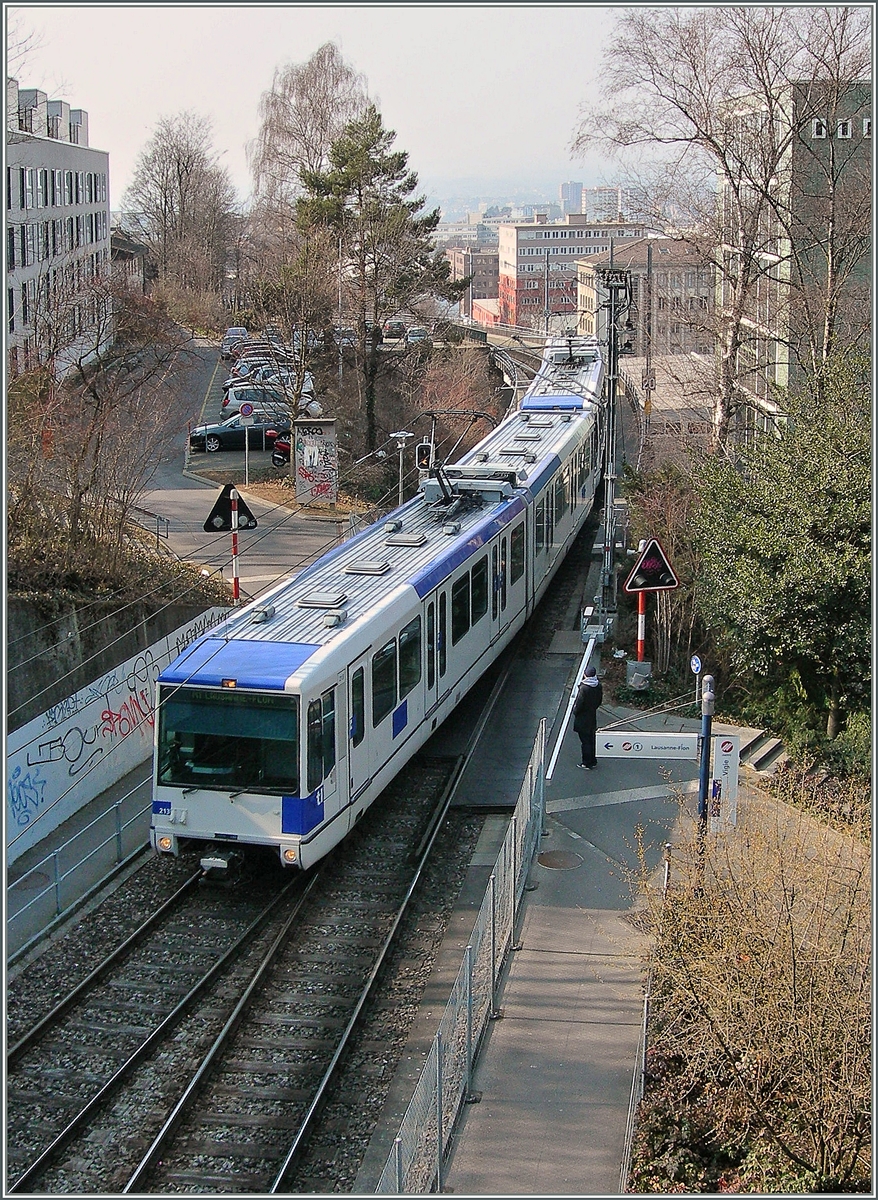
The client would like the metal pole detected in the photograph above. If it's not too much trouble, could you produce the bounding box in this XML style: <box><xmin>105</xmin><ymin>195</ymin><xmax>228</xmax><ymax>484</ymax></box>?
<box><xmin>394</xmin><ymin>1137</ymin><xmax>403</xmax><ymax>1193</ymax></box>
<box><xmin>53</xmin><ymin>850</ymin><xmax>61</xmax><ymax>915</ymax></box>
<box><xmin>489</xmin><ymin>872</ymin><xmax>498</xmax><ymax>1015</ymax></box>
<box><xmin>436</xmin><ymin>1028</ymin><xmax>444</xmax><ymax>1191</ymax></box>
<box><xmin>115</xmin><ymin>802</ymin><xmax>123</xmax><ymax>861</ymax></box>
<box><xmin>465</xmin><ymin>943</ymin><xmax>474</xmax><ymax>1097</ymax></box>
<box><xmin>337</xmin><ymin>236</ymin><xmax>343</xmax><ymax>385</ymax></box>
<box><xmin>398</xmin><ymin>441</ymin><xmax>404</xmax><ymax>507</ymax></box>
<box><xmin>637</xmin><ymin>591</ymin><xmax>646</xmax><ymax>661</ymax></box>
<box><xmin>230</xmin><ymin>488</ymin><xmax>240</xmax><ymax>604</ymax></box>
<box><xmin>244</xmin><ymin>426</ymin><xmax>250</xmax><ymax>488</ymax></box>
<box><xmin>544</xmin><ymin>250</ymin><xmax>549</xmax><ymax>335</ymax></box>
<box><xmin>697</xmin><ymin>674</ymin><xmax>715</xmax><ymax>881</ymax></box>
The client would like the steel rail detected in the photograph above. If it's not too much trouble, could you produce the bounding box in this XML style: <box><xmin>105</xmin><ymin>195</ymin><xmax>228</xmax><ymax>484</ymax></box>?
<box><xmin>8</xmin><ymin>874</ymin><xmax>304</xmax><ymax>1195</ymax></box>
<box><xmin>8</xmin><ymin>870</ymin><xmax>202</xmax><ymax>1063</ymax></box>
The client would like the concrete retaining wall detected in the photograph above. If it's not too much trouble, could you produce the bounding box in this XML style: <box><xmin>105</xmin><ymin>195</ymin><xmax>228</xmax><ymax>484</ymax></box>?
<box><xmin>7</xmin><ymin>608</ymin><xmax>228</xmax><ymax>865</ymax></box>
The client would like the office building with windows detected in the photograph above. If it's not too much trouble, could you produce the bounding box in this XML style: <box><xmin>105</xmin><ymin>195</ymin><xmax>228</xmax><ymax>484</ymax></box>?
<box><xmin>577</xmin><ymin>238</ymin><xmax>714</xmax><ymax>357</ymax></box>
<box><xmin>498</xmin><ymin>213</ymin><xmax>647</xmax><ymax>330</ymax></box>
<box><xmin>446</xmin><ymin>246</ymin><xmax>500</xmax><ymax>320</ymax></box>
<box><xmin>6</xmin><ymin>79</ymin><xmax>111</xmax><ymax>380</ymax></box>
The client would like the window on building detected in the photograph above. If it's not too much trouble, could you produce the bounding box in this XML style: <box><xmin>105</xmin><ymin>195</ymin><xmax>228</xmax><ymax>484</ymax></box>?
<box><xmin>837</xmin><ymin>119</ymin><xmax>852</xmax><ymax>139</ymax></box>
<box><xmin>812</xmin><ymin>118</ymin><xmax>827</xmax><ymax>138</ymax></box>
<box><xmin>7</xmin><ymin>225</ymin><xmax>15</xmax><ymax>271</ymax></box>
<box><xmin>36</xmin><ymin>169</ymin><xmax>47</xmax><ymax>208</ymax></box>
<box><xmin>863</xmin><ymin>117</ymin><xmax>871</xmax><ymax>137</ymax></box>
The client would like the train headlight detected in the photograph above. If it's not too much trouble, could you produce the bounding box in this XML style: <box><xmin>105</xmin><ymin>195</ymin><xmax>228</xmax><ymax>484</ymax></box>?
<box><xmin>283</xmin><ymin>847</ymin><xmax>297</xmax><ymax>864</ymax></box>
<box><xmin>158</xmin><ymin>836</ymin><xmax>173</xmax><ymax>852</ymax></box>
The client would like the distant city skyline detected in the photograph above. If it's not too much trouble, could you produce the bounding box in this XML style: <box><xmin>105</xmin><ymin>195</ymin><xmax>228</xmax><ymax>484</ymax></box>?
<box><xmin>9</xmin><ymin>4</ymin><xmax>620</xmax><ymax>210</ymax></box>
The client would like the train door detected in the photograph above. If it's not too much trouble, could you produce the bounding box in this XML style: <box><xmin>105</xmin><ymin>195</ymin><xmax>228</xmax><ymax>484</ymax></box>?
<box><xmin>347</xmin><ymin>651</ymin><xmax>370</xmax><ymax>802</ymax></box>
<box><xmin>425</xmin><ymin>598</ymin><xmax>438</xmax><ymax>714</ymax></box>
<box><xmin>490</xmin><ymin>536</ymin><xmax>508</xmax><ymax>640</ymax></box>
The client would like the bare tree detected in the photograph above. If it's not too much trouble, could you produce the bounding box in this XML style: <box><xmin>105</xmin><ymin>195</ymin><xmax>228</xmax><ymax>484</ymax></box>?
<box><xmin>631</xmin><ymin>774</ymin><xmax>871</xmax><ymax>1191</ymax></box>
<box><xmin>572</xmin><ymin>5</ymin><xmax>871</xmax><ymax>448</ymax></box>
<box><xmin>123</xmin><ymin>112</ymin><xmax>237</xmax><ymax>294</ymax></box>
<box><xmin>249</xmin><ymin>42</ymin><xmax>367</xmax><ymax>211</ymax></box>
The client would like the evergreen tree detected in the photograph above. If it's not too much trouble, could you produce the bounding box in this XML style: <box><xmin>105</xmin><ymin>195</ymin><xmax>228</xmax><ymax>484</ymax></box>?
<box><xmin>691</xmin><ymin>353</ymin><xmax>870</xmax><ymax>740</ymax></box>
<box><xmin>297</xmin><ymin>104</ymin><xmax>465</xmax><ymax>448</ymax></box>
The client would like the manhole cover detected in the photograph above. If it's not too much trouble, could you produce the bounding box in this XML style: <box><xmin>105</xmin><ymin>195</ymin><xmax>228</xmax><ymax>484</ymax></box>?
<box><xmin>537</xmin><ymin>850</ymin><xmax>583</xmax><ymax>871</ymax></box>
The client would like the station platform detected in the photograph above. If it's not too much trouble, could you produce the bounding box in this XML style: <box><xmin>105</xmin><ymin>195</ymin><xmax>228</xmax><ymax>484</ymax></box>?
<box><xmin>358</xmin><ymin>634</ymin><xmax>752</xmax><ymax>1196</ymax></box>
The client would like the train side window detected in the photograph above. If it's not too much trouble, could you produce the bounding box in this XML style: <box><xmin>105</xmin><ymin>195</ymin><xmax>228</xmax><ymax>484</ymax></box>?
<box><xmin>500</xmin><ymin>536</ymin><xmax>508</xmax><ymax>611</ymax></box>
<box><xmin>372</xmin><ymin>639</ymin><xmax>397</xmax><ymax>726</ymax></box>
<box><xmin>451</xmin><ymin>573</ymin><xmax>470</xmax><ymax>644</ymax></box>
<box><xmin>438</xmin><ymin>593</ymin><xmax>447</xmax><ymax>677</ymax></box>
<box><xmin>307</xmin><ymin>688</ymin><xmax>336</xmax><ymax>793</ymax></box>
<box><xmin>399</xmin><ymin>615</ymin><xmax>422</xmax><ymax>699</ymax></box>
<box><xmin>555</xmin><ymin>470</ymin><xmax>569</xmax><ymax>522</ymax></box>
<box><xmin>510</xmin><ymin>523</ymin><xmax>525</xmax><ymax>584</ymax></box>
<box><xmin>546</xmin><ymin>490</ymin><xmax>555</xmax><ymax>547</ymax></box>
<box><xmin>351</xmin><ymin>668</ymin><xmax>365</xmax><ymax>746</ymax></box>
<box><xmin>535</xmin><ymin>499</ymin><xmax>545</xmax><ymax>554</ymax></box>
<box><xmin>307</xmin><ymin>699</ymin><xmax>323</xmax><ymax>793</ymax></box>
<box><xmin>491</xmin><ymin>545</ymin><xmax>499</xmax><ymax>618</ymax></box>
<box><xmin>322</xmin><ymin>688</ymin><xmax>336</xmax><ymax>777</ymax></box>
<box><xmin>427</xmin><ymin>602</ymin><xmax>435</xmax><ymax>688</ymax></box>
<box><xmin>471</xmin><ymin>556</ymin><xmax>488</xmax><ymax>623</ymax></box>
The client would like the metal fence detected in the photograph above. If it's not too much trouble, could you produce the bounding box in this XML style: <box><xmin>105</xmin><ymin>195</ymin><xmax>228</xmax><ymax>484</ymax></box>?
<box><xmin>376</xmin><ymin>718</ymin><xmax>547</xmax><ymax>1193</ymax></box>
<box><xmin>7</xmin><ymin>778</ymin><xmax>152</xmax><ymax>960</ymax></box>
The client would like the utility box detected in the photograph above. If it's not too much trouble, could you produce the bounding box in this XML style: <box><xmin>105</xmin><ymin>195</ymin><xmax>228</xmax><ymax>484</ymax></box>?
<box><xmin>626</xmin><ymin>660</ymin><xmax>652</xmax><ymax>690</ymax></box>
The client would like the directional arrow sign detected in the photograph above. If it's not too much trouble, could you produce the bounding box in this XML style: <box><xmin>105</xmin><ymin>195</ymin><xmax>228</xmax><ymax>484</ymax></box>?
<box><xmin>203</xmin><ymin>483</ymin><xmax>258</xmax><ymax>532</ymax></box>
<box><xmin>597</xmin><ymin>732</ymin><xmax>699</xmax><ymax>760</ymax></box>
<box><xmin>623</xmin><ymin>536</ymin><xmax>679</xmax><ymax>593</ymax></box>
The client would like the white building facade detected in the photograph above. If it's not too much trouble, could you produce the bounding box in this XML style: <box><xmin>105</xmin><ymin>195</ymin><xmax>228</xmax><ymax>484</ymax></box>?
<box><xmin>6</xmin><ymin>79</ymin><xmax>111</xmax><ymax>380</ymax></box>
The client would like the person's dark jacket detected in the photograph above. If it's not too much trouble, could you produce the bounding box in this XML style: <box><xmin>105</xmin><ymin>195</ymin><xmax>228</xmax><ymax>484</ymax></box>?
<box><xmin>573</xmin><ymin>679</ymin><xmax>603</xmax><ymax>732</ymax></box>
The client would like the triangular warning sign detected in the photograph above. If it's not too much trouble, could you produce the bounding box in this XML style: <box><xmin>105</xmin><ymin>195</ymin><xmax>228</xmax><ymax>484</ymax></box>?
<box><xmin>623</xmin><ymin>537</ymin><xmax>679</xmax><ymax>593</ymax></box>
<box><xmin>203</xmin><ymin>484</ymin><xmax>258</xmax><ymax>532</ymax></box>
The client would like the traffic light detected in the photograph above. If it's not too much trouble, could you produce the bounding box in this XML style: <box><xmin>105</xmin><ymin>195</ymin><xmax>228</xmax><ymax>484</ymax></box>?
<box><xmin>415</xmin><ymin>441</ymin><xmax>433</xmax><ymax>471</ymax></box>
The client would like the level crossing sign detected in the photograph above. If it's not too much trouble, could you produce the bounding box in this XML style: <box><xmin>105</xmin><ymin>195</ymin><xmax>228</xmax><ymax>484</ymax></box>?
<box><xmin>203</xmin><ymin>483</ymin><xmax>258</xmax><ymax>532</ymax></box>
<box><xmin>623</xmin><ymin>537</ymin><xmax>679</xmax><ymax>593</ymax></box>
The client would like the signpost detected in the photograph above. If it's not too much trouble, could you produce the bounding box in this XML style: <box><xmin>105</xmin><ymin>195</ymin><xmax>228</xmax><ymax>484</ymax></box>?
<box><xmin>623</xmin><ymin>537</ymin><xmax>679</xmax><ymax>662</ymax></box>
<box><xmin>690</xmin><ymin>653</ymin><xmax>702</xmax><ymax>706</ymax></box>
<box><xmin>239</xmin><ymin>401</ymin><xmax>255</xmax><ymax>486</ymax></box>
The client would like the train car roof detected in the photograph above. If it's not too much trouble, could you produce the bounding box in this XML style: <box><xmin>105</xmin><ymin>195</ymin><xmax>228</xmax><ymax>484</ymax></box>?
<box><xmin>158</xmin><ymin>341</ymin><xmax>604</xmax><ymax>691</ymax></box>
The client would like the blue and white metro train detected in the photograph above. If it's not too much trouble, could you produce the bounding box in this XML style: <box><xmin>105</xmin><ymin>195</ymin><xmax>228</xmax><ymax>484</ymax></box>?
<box><xmin>150</xmin><ymin>334</ymin><xmax>606</xmax><ymax>871</ymax></box>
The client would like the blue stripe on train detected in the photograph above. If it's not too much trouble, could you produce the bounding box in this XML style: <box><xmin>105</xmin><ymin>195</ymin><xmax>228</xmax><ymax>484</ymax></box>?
<box><xmin>157</xmin><ymin>638</ymin><xmax>320</xmax><ymax>689</ymax></box>
<box><xmin>282</xmin><ymin>787</ymin><xmax>324</xmax><ymax>835</ymax></box>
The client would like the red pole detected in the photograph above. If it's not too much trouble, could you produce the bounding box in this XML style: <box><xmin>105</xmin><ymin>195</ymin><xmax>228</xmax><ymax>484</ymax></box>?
<box><xmin>637</xmin><ymin>591</ymin><xmax>646</xmax><ymax>662</ymax></box>
<box><xmin>231</xmin><ymin>488</ymin><xmax>240</xmax><ymax>604</ymax></box>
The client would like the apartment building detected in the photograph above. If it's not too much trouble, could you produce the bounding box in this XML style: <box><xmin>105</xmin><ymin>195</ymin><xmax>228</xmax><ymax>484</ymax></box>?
<box><xmin>6</xmin><ymin>79</ymin><xmax>111</xmax><ymax>380</ymax></box>
<box><xmin>577</xmin><ymin>238</ymin><xmax>714</xmax><ymax>356</ymax></box>
<box><xmin>559</xmin><ymin>181</ymin><xmax>583</xmax><ymax>216</ymax></box>
<box><xmin>446</xmin><ymin>246</ymin><xmax>500</xmax><ymax>320</ymax></box>
<box><xmin>497</xmin><ymin>213</ymin><xmax>647</xmax><ymax>330</ymax></box>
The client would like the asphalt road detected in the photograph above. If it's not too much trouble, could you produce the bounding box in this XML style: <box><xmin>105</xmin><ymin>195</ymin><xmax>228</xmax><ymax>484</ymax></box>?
<box><xmin>135</xmin><ymin>341</ymin><xmax>344</xmax><ymax>602</ymax></box>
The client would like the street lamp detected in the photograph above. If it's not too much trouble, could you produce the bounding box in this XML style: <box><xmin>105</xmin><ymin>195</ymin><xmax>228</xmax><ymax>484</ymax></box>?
<box><xmin>390</xmin><ymin>430</ymin><xmax>414</xmax><ymax>507</ymax></box>
<box><xmin>596</xmin><ymin>267</ymin><xmax>633</xmax><ymax>616</ymax></box>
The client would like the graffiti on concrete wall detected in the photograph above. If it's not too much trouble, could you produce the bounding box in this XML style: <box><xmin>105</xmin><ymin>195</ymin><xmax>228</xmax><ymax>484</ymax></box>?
<box><xmin>7</xmin><ymin>608</ymin><xmax>229</xmax><ymax>852</ymax></box>
<box><xmin>295</xmin><ymin>418</ymin><xmax>338</xmax><ymax>506</ymax></box>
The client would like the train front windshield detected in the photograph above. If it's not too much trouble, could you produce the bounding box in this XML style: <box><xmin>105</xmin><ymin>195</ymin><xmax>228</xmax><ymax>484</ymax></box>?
<box><xmin>157</xmin><ymin>687</ymin><xmax>299</xmax><ymax>794</ymax></box>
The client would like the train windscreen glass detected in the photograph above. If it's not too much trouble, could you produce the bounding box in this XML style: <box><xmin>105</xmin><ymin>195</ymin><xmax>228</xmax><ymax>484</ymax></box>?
<box><xmin>157</xmin><ymin>687</ymin><xmax>299</xmax><ymax>793</ymax></box>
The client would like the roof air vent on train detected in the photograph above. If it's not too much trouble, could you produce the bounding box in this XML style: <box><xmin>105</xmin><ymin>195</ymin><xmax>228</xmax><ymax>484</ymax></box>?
<box><xmin>251</xmin><ymin>605</ymin><xmax>276</xmax><ymax>624</ymax></box>
<box><xmin>384</xmin><ymin>519</ymin><xmax>403</xmax><ymax>533</ymax></box>
<box><xmin>324</xmin><ymin>609</ymin><xmax>348</xmax><ymax>627</ymax></box>
<box><xmin>443</xmin><ymin>521</ymin><xmax>461</xmax><ymax>535</ymax></box>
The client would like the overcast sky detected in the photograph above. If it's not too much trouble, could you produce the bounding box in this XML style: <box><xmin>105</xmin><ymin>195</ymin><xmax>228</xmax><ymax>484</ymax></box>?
<box><xmin>9</xmin><ymin>3</ymin><xmax>622</xmax><ymax>210</ymax></box>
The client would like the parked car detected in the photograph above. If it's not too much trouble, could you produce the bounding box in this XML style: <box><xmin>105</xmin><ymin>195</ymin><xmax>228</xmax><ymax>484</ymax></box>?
<box><xmin>382</xmin><ymin>319</ymin><xmax>406</xmax><ymax>339</ymax></box>
<box><xmin>262</xmin><ymin>325</ymin><xmax>284</xmax><ymax>344</ymax></box>
<box><xmin>190</xmin><ymin>411</ymin><xmax>292</xmax><ymax>453</ymax></box>
<box><xmin>365</xmin><ymin>320</ymin><xmax>384</xmax><ymax>344</ymax></box>
<box><xmin>221</xmin><ymin>327</ymin><xmax>248</xmax><ymax>358</ymax></box>
<box><xmin>405</xmin><ymin>325</ymin><xmax>431</xmax><ymax>347</ymax></box>
<box><xmin>333</xmin><ymin>326</ymin><xmax>356</xmax><ymax>347</ymax></box>
<box><xmin>222</xmin><ymin>384</ymin><xmax>291</xmax><ymax>415</ymax></box>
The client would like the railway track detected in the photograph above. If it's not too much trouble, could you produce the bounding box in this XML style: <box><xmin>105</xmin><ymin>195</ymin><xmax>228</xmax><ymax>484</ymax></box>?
<box><xmin>7</xmin><ymin>754</ymin><xmax>463</xmax><ymax>1195</ymax></box>
<box><xmin>7</xmin><ymin>867</ymin><xmax>310</xmax><ymax>1194</ymax></box>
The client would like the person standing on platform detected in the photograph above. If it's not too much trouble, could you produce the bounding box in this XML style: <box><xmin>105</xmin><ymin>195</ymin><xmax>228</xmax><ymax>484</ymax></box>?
<box><xmin>573</xmin><ymin>665</ymin><xmax>603</xmax><ymax>769</ymax></box>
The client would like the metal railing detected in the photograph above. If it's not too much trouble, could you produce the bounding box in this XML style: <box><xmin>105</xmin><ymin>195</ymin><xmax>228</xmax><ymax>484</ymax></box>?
<box><xmin>376</xmin><ymin>718</ymin><xmax>547</xmax><ymax>1193</ymax></box>
<box><xmin>7</xmin><ymin>778</ymin><xmax>153</xmax><ymax>960</ymax></box>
